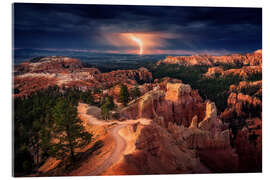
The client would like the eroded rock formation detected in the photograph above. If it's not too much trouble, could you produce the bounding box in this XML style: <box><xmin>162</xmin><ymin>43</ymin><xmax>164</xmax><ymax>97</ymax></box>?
<box><xmin>221</xmin><ymin>92</ymin><xmax>261</xmax><ymax>120</ymax></box>
<box><xmin>204</xmin><ymin>66</ymin><xmax>262</xmax><ymax>79</ymax></box>
<box><xmin>220</xmin><ymin>80</ymin><xmax>262</xmax><ymax>172</ymax></box>
<box><xmin>13</xmin><ymin>56</ymin><xmax>153</xmax><ymax>98</ymax></box>
<box><xmin>157</xmin><ymin>50</ymin><xmax>262</xmax><ymax>67</ymax></box>
<box><xmin>120</xmin><ymin>82</ymin><xmax>205</xmax><ymax>127</ymax></box>
<box><xmin>122</xmin><ymin>100</ymin><xmax>238</xmax><ymax>174</ymax></box>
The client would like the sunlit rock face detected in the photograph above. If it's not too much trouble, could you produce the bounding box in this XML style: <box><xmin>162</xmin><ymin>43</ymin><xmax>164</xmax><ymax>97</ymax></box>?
<box><xmin>14</xmin><ymin>56</ymin><xmax>84</xmax><ymax>74</ymax></box>
<box><xmin>189</xmin><ymin>115</ymin><xmax>198</xmax><ymax>128</ymax></box>
<box><xmin>167</xmin><ymin>101</ymin><xmax>231</xmax><ymax>150</ymax></box>
<box><xmin>165</xmin><ymin>83</ymin><xmax>191</xmax><ymax>102</ymax></box>
<box><xmin>229</xmin><ymin>80</ymin><xmax>262</xmax><ymax>94</ymax></box>
<box><xmin>123</xmin><ymin>100</ymin><xmax>238</xmax><ymax>174</ymax></box>
<box><xmin>158</xmin><ymin>55</ymin><xmax>213</xmax><ymax>66</ymax></box>
<box><xmin>221</xmin><ymin>92</ymin><xmax>261</xmax><ymax>120</ymax></box>
<box><xmin>204</xmin><ymin>65</ymin><xmax>262</xmax><ymax>79</ymax></box>
<box><xmin>120</xmin><ymin>81</ymin><xmax>205</xmax><ymax>127</ymax></box>
<box><xmin>157</xmin><ymin>50</ymin><xmax>262</xmax><ymax>67</ymax></box>
<box><xmin>128</xmin><ymin>123</ymin><xmax>210</xmax><ymax>174</ymax></box>
<box><xmin>162</xmin><ymin>82</ymin><xmax>205</xmax><ymax>127</ymax></box>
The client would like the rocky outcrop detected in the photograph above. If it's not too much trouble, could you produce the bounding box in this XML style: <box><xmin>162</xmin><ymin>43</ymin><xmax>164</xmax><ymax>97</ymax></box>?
<box><xmin>221</xmin><ymin>92</ymin><xmax>262</xmax><ymax>120</ymax></box>
<box><xmin>234</xmin><ymin>126</ymin><xmax>262</xmax><ymax>172</ymax></box>
<box><xmin>138</xmin><ymin>83</ymin><xmax>153</xmax><ymax>95</ymax></box>
<box><xmin>168</xmin><ymin>101</ymin><xmax>230</xmax><ymax>150</ymax></box>
<box><xmin>165</xmin><ymin>83</ymin><xmax>191</xmax><ymax>102</ymax></box>
<box><xmin>157</xmin><ymin>55</ymin><xmax>213</xmax><ymax>66</ymax></box>
<box><xmin>13</xmin><ymin>56</ymin><xmax>153</xmax><ymax>98</ymax></box>
<box><xmin>124</xmin><ymin>123</ymin><xmax>210</xmax><ymax>174</ymax></box>
<box><xmin>120</xmin><ymin>88</ymin><xmax>165</xmax><ymax>120</ymax></box>
<box><xmin>203</xmin><ymin>67</ymin><xmax>224</xmax><ymax>77</ymax></box>
<box><xmin>108</xmin><ymin>83</ymin><xmax>153</xmax><ymax>103</ymax></box>
<box><xmin>189</xmin><ymin>115</ymin><xmax>198</xmax><ymax>128</ymax></box>
<box><xmin>166</xmin><ymin>101</ymin><xmax>239</xmax><ymax>172</ymax></box>
<box><xmin>154</xmin><ymin>77</ymin><xmax>182</xmax><ymax>91</ymax></box>
<box><xmin>124</xmin><ymin>101</ymin><xmax>238</xmax><ymax>174</ymax></box>
<box><xmin>229</xmin><ymin>80</ymin><xmax>262</xmax><ymax>98</ymax></box>
<box><xmin>204</xmin><ymin>66</ymin><xmax>262</xmax><ymax>79</ymax></box>
<box><xmin>157</xmin><ymin>50</ymin><xmax>262</xmax><ymax>67</ymax></box>
<box><xmin>13</xmin><ymin>75</ymin><xmax>57</xmax><ymax>98</ymax></box>
<box><xmin>198</xmin><ymin>101</ymin><xmax>220</xmax><ymax>131</ymax></box>
<box><xmin>220</xmin><ymin>90</ymin><xmax>262</xmax><ymax>172</ymax></box>
<box><xmin>14</xmin><ymin>56</ymin><xmax>84</xmax><ymax>74</ymax></box>
<box><xmin>120</xmin><ymin>82</ymin><xmax>205</xmax><ymax>127</ymax></box>
<box><xmin>94</xmin><ymin>67</ymin><xmax>152</xmax><ymax>88</ymax></box>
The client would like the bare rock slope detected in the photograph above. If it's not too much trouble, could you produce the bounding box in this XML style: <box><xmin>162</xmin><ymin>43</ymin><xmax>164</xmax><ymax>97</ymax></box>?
<box><xmin>115</xmin><ymin>82</ymin><xmax>239</xmax><ymax>174</ymax></box>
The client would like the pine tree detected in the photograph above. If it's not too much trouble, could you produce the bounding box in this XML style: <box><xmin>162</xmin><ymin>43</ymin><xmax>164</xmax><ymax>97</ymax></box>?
<box><xmin>101</xmin><ymin>103</ymin><xmax>110</xmax><ymax>120</ymax></box>
<box><xmin>50</xmin><ymin>97</ymin><xmax>92</xmax><ymax>162</ymax></box>
<box><xmin>101</xmin><ymin>95</ymin><xmax>115</xmax><ymax>120</ymax></box>
<box><xmin>80</xmin><ymin>91</ymin><xmax>94</xmax><ymax>105</ymax></box>
<box><xmin>119</xmin><ymin>84</ymin><xmax>129</xmax><ymax>106</ymax></box>
<box><xmin>130</xmin><ymin>85</ymin><xmax>141</xmax><ymax>100</ymax></box>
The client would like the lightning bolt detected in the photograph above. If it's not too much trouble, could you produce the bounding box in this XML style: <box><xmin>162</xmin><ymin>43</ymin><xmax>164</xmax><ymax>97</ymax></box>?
<box><xmin>130</xmin><ymin>34</ymin><xmax>143</xmax><ymax>55</ymax></box>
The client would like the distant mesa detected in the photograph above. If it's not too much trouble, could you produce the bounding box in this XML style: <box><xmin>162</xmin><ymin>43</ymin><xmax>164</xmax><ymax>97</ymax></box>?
<box><xmin>157</xmin><ymin>49</ymin><xmax>262</xmax><ymax>67</ymax></box>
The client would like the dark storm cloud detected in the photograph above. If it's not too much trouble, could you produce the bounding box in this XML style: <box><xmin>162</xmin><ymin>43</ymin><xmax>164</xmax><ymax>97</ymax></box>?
<box><xmin>13</xmin><ymin>3</ymin><xmax>262</xmax><ymax>54</ymax></box>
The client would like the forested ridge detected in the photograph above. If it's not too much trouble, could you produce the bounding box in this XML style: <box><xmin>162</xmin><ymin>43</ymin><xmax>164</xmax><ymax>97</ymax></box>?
<box><xmin>149</xmin><ymin>63</ymin><xmax>262</xmax><ymax>112</ymax></box>
<box><xmin>14</xmin><ymin>86</ymin><xmax>94</xmax><ymax>176</ymax></box>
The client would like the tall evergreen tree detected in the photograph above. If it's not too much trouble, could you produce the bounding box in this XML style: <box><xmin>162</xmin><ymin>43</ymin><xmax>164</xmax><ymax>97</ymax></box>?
<box><xmin>119</xmin><ymin>84</ymin><xmax>129</xmax><ymax>106</ymax></box>
<box><xmin>50</xmin><ymin>97</ymin><xmax>92</xmax><ymax>162</ymax></box>
<box><xmin>101</xmin><ymin>95</ymin><xmax>115</xmax><ymax>120</ymax></box>
<box><xmin>80</xmin><ymin>91</ymin><xmax>94</xmax><ymax>105</ymax></box>
<box><xmin>130</xmin><ymin>85</ymin><xmax>141</xmax><ymax>100</ymax></box>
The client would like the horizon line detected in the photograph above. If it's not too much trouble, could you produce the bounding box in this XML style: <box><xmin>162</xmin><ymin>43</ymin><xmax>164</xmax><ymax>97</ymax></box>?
<box><xmin>13</xmin><ymin>47</ymin><xmax>261</xmax><ymax>56</ymax></box>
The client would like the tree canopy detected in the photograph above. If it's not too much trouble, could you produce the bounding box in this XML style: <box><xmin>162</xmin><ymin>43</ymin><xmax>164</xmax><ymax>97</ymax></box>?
<box><xmin>119</xmin><ymin>84</ymin><xmax>129</xmax><ymax>106</ymax></box>
<box><xmin>100</xmin><ymin>95</ymin><xmax>115</xmax><ymax>120</ymax></box>
<box><xmin>50</xmin><ymin>97</ymin><xmax>92</xmax><ymax>161</ymax></box>
<box><xmin>14</xmin><ymin>87</ymin><xmax>93</xmax><ymax>176</ymax></box>
<box><xmin>130</xmin><ymin>85</ymin><xmax>141</xmax><ymax>100</ymax></box>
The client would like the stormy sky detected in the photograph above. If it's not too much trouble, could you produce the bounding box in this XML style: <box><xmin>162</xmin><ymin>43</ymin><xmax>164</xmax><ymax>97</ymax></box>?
<box><xmin>13</xmin><ymin>3</ymin><xmax>262</xmax><ymax>55</ymax></box>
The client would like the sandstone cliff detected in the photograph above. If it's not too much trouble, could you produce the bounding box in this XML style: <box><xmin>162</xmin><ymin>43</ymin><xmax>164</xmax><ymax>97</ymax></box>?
<box><xmin>120</xmin><ymin>81</ymin><xmax>205</xmax><ymax>127</ymax></box>
<box><xmin>221</xmin><ymin>92</ymin><xmax>261</xmax><ymax>120</ymax></box>
<box><xmin>204</xmin><ymin>66</ymin><xmax>262</xmax><ymax>79</ymax></box>
<box><xmin>157</xmin><ymin>49</ymin><xmax>262</xmax><ymax>67</ymax></box>
<box><xmin>120</xmin><ymin>100</ymin><xmax>238</xmax><ymax>174</ymax></box>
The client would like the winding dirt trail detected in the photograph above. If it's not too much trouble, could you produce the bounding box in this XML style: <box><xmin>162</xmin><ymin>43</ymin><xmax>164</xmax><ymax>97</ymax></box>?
<box><xmin>77</xmin><ymin>103</ymin><xmax>151</xmax><ymax>176</ymax></box>
<box><xmin>87</xmin><ymin>124</ymin><xmax>127</xmax><ymax>176</ymax></box>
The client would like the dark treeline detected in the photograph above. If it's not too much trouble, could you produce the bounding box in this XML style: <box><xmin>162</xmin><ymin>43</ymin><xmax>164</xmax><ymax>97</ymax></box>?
<box><xmin>14</xmin><ymin>86</ymin><xmax>94</xmax><ymax>176</ymax></box>
<box><xmin>82</xmin><ymin>61</ymin><xmax>154</xmax><ymax>73</ymax></box>
<box><xmin>149</xmin><ymin>63</ymin><xmax>262</xmax><ymax>113</ymax></box>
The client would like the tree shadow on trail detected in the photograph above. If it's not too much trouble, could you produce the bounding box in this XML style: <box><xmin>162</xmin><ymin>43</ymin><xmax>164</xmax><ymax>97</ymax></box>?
<box><xmin>40</xmin><ymin>140</ymin><xmax>104</xmax><ymax>177</ymax></box>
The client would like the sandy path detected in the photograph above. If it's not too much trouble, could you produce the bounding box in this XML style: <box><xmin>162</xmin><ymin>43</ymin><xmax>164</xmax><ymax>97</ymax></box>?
<box><xmin>86</xmin><ymin>124</ymin><xmax>127</xmax><ymax>176</ymax></box>
<box><xmin>78</xmin><ymin>103</ymin><xmax>151</xmax><ymax>126</ymax></box>
<box><xmin>77</xmin><ymin>103</ymin><xmax>151</xmax><ymax>176</ymax></box>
